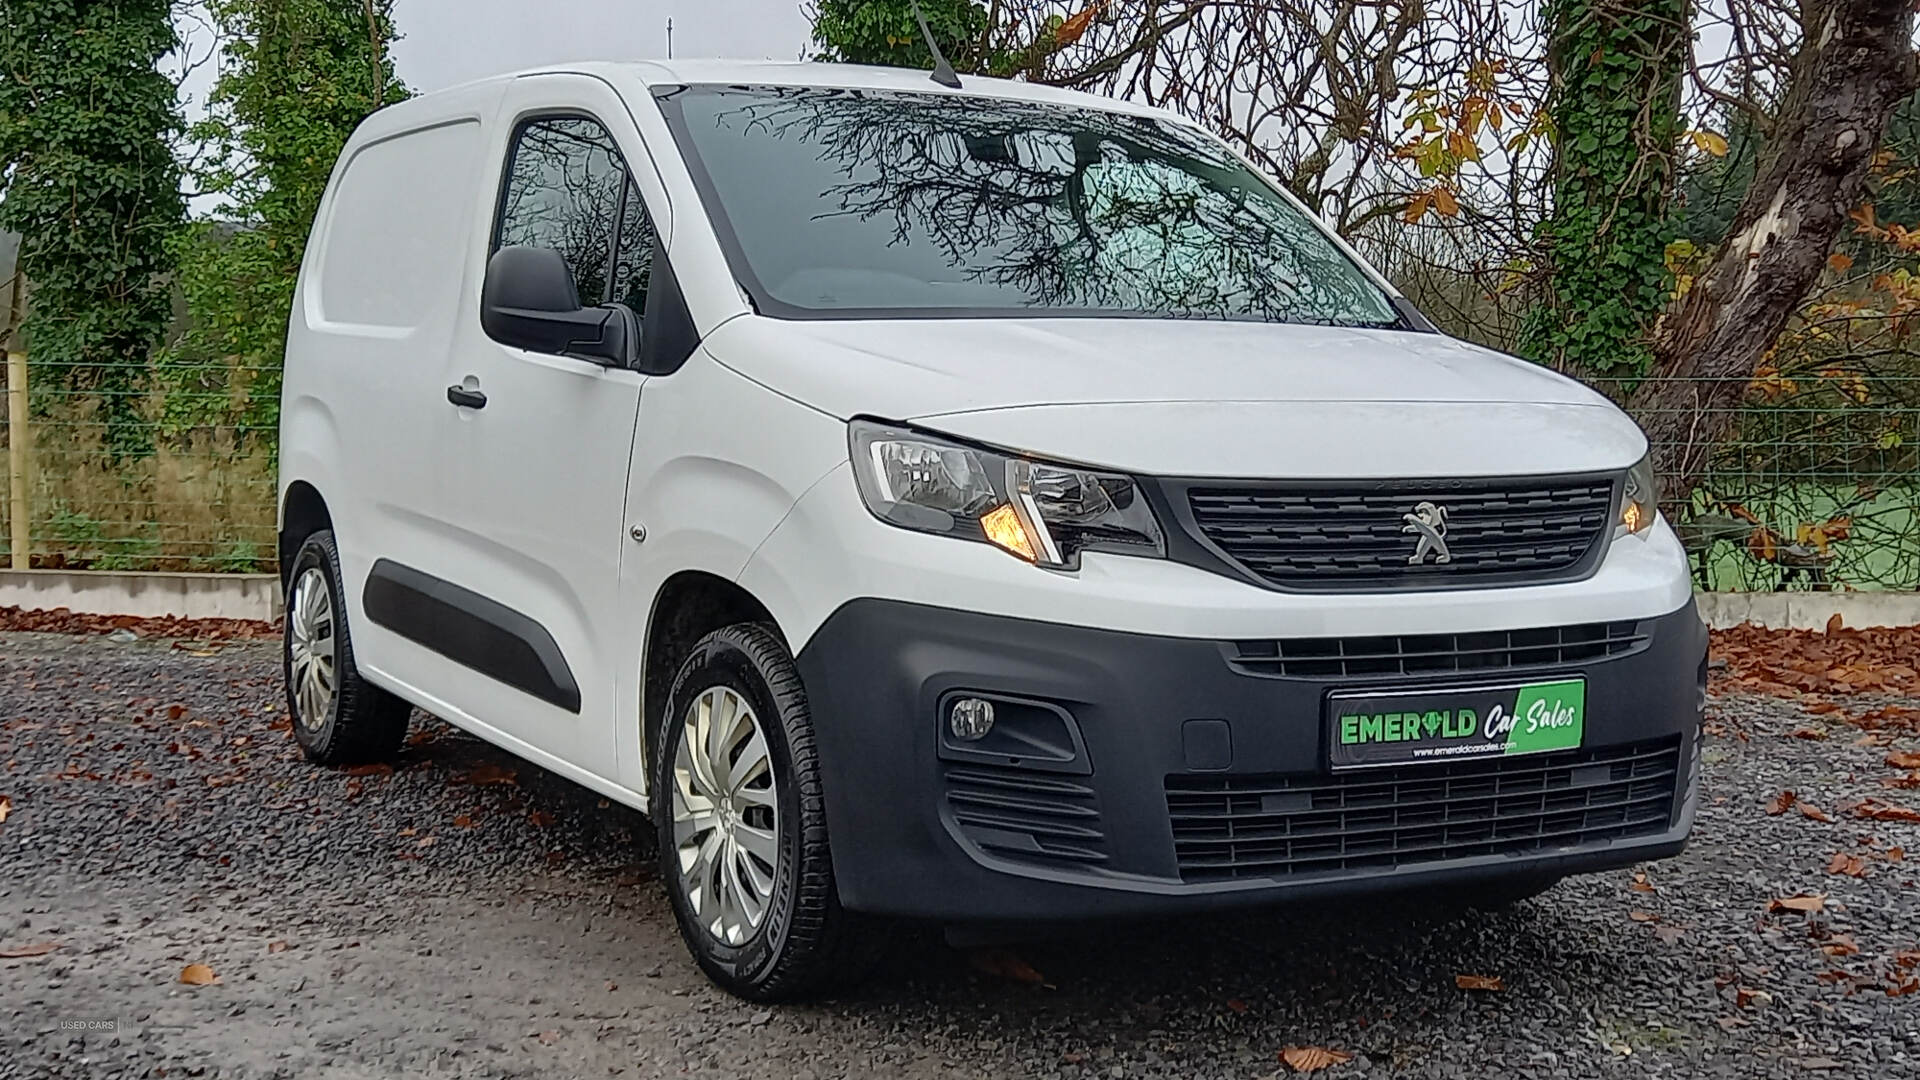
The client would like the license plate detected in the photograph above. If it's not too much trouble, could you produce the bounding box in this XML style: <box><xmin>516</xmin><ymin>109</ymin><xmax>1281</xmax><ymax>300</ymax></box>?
<box><xmin>1327</xmin><ymin>678</ymin><xmax>1586</xmax><ymax>770</ymax></box>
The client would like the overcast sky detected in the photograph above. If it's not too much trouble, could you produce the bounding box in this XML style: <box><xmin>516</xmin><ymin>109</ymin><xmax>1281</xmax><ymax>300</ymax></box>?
<box><xmin>389</xmin><ymin>0</ymin><xmax>813</xmax><ymax>92</ymax></box>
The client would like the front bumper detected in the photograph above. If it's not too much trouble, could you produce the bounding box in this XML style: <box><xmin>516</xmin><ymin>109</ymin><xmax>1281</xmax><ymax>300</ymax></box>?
<box><xmin>796</xmin><ymin>598</ymin><xmax>1706</xmax><ymax>921</ymax></box>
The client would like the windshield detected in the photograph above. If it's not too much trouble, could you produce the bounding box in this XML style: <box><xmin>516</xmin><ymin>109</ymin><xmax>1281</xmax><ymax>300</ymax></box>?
<box><xmin>657</xmin><ymin>85</ymin><xmax>1402</xmax><ymax>326</ymax></box>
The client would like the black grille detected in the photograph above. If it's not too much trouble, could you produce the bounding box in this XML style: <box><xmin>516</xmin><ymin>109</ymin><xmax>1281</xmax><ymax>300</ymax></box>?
<box><xmin>945</xmin><ymin>764</ymin><xmax>1108</xmax><ymax>867</ymax></box>
<box><xmin>1184</xmin><ymin>476</ymin><xmax>1616</xmax><ymax>589</ymax></box>
<box><xmin>1228</xmin><ymin>621</ymin><xmax>1647</xmax><ymax>679</ymax></box>
<box><xmin>1165</xmin><ymin>737</ymin><xmax>1681</xmax><ymax>882</ymax></box>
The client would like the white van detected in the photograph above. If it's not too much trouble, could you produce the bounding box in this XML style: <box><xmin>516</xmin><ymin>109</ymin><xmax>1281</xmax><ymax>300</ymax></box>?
<box><xmin>278</xmin><ymin>59</ymin><xmax>1705</xmax><ymax>1001</ymax></box>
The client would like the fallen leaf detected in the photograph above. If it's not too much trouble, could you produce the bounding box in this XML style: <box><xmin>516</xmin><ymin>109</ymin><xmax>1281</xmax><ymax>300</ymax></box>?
<box><xmin>1887</xmin><ymin>751</ymin><xmax>1920</xmax><ymax>769</ymax></box>
<box><xmin>179</xmin><ymin>963</ymin><xmax>219</xmax><ymax>986</ymax></box>
<box><xmin>532</xmin><ymin>1029</ymin><xmax>561</xmax><ymax>1045</ymax></box>
<box><xmin>528</xmin><ymin>810</ymin><xmax>557</xmax><ymax>828</ymax></box>
<box><xmin>1851</xmin><ymin>798</ymin><xmax>1920</xmax><ymax>823</ymax></box>
<box><xmin>1734</xmin><ymin>986</ymin><xmax>1772</xmax><ymax>1008</ymax></box>
<box><xmin>1280</xmin><ymin>1046</ymin><xmax>1354</xmax><ymax>1072</ymax></box>
<box><xmin>1887</xmin><ymin>846</ymin><xmax>1905</xmax><ymax>862</ymax></box>
<box><xmin>1629</xmin><ymin>909</ymin><xmax>1658</xmax><ymax>922</ymax></box>
<box><xmin>1826</xmin><ymin>613</ymin><xmax>1845</xmax><ymax>635</ymax></box>
<box><xmin>344</xmin><ymin>763</ymin><xmax>392</xmax><ymax>778</ymax></box>
<box><xmin>266</xmin><ymin>940</ymin><xmax>288</xmax><ymax>954</ymax></box>
<box><xmin>1766</xmin><ymin>790</ymin><xmax>1797</xmax><ymax>815</ymax></box>
<box><xmin>1826</xmin><ymin>853</ymin><xmax>1869</xmax><ymax>878</ymax></box>
<box><xmin>166</xmin><ymin>703</ymin><xmax>188</xmax><ymax>721</ymax></box>
<box><xmin>1225</xmin><ymin>998</ymin><xmax>1249</xmax><ymax>1014</ymax></box>
<box><xmin>1455</xmin><ymin>973</ymin><xmax>1504</xmax><ymax>991</ymax></box>
<box><xmin>1790</xmin><ymin>727</ymin><xmax>1829</xmax><ymax>741</ymax></box>
<box><xmin>1630</xmin><ymin>872</ymin><xmax>1657</xmax><ymax>893</ymax></box>
<box><xmin>0</xmin><ymin>795</ymin><xmax>10</xmax><ymax>823</ymax></box>
<box><xmin>967</xmin><ymin>946</ymin><xmax>1047</xmax><ymax>985</ymax></box>
<box><xmin>1799</xmin><ymin>801</ymin><xmax>1836</xmax><ymax>823</ymax></box>
<box><xmin>1767</xmin><ymin>893</ymin><xmax>1826</xmax><ymax>914</ymax></box>
<box><xmin>462</xmin><ymin>763</ymin><xmax>517</xmax><ymax>786</ymax></box>
<box><xmin>0</xmin><ymin>942</ymin><xmax>59</xmax><ymax>958</ymax></box>
<box><xmin>1827</xmin><ymin>253</ymin><xmax>1854</xmax><ymax>274</ymax></box>
<box><xmin>452</xmin><ymin>814</ymin><xmax>476</xmax><ymax>828</ymax></box>
<box><xmin>1821</xmin><ymin>934</ymin><xmax>1860</xmax><ymax>957</ymax></box>
<box><xmin>1653</xmin><ymin>924</ymin><xmax>1686</xmax><ymax>945</ymax></box>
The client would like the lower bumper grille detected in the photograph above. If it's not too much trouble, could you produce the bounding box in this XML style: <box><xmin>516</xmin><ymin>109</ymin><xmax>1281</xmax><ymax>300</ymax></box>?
<box><xmin>1166</xmin><ymin>737</ymin><xmax>1681</xmax><ymax>882</ymax></box>
<box><xmin>945</xmin><ymin>764</ymin><xmax>1109</xmax><ymax>868</ymax></box>
<box><xmin>1228</xmin><ymin>620</ymin><xmax>1648</xmax><ymax>679</ymax></box>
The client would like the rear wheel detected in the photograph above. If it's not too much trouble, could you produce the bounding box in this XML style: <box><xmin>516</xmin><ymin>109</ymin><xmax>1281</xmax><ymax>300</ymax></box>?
<box><xmin>652</xmin><ymin>622</ymin><xmax>886</xmax><ymax>1001</ymax></box>
<box><xmin>283</xmin><ymin>530</ymin><xmax>411</xmax><ymax>764</ymax></box>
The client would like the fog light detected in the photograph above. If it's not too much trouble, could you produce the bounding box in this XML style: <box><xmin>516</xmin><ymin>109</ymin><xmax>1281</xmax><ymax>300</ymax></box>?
<box><xmin>949</xmin><ymin>697</ymin><xmax>996</xmax><ymax>741</ymax></box>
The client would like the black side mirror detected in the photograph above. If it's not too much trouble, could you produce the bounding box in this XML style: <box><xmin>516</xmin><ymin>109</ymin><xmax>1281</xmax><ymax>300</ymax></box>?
<box><xmin>481</xmin><ymin>246</ymin><xmax>634</xmax><ymax>366</ymax></box>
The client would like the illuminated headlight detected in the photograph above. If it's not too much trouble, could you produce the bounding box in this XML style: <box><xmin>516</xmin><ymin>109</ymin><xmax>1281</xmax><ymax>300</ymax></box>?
<box><xmin>1620</xmin><ymin>454</ymin><xmax>1660</xmax><ymax>536</ymax></box>
<box><xmin>849</xmin><ymin>420</ymin><xmax>1165</xmax><ymax>569</ymax></box>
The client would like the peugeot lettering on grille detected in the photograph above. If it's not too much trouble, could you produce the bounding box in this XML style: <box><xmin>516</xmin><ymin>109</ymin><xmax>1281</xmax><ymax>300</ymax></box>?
<box><xmin>1400</xmin><ymin>501</ymin><xmax>1452</xmax><ymax>565</ymax></box>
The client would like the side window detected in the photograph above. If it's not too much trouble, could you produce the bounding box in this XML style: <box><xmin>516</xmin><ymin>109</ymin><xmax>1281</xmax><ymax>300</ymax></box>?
<box><xmin>495</xmin><ymin>116</ymin><xmax>657</xmax><ymax>312</ymax></box>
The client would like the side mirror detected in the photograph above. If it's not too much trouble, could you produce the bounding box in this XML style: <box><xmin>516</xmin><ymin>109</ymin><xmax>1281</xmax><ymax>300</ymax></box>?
<box><xmin>481</xmin><ymin>246</ymin><xmax>633</xmax><ymax>366</ymax></box>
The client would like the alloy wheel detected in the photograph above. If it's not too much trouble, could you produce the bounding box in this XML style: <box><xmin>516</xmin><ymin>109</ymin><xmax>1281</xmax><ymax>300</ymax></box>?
<box><xmin>287</xmin><ymin>567</ymin><xmax>337</xmax><ymax>731</ymax></box>
<box><xmin>671</xmin><ymin>685</ymin><xmax>780</xmax><ymax>946</ymax></box>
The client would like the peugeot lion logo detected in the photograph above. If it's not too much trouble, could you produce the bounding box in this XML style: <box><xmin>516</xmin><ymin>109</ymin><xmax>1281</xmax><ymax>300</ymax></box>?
<box><xmin>1401</xmin><ymin>501</ymin><xmax>1452</xmax><ymax>565</ymax></box>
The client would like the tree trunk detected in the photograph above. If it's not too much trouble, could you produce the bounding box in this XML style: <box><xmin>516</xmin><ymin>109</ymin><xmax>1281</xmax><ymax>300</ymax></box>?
<box><xmin>1630</xmin><ymin>0</ymin><xmax>1916</xmax><ymax>500</ymax></box>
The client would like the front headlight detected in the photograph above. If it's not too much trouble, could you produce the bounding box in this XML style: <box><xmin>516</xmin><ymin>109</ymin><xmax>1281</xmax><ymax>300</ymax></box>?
<box><xmin>1620</xmin><ymin>454</ymin><xmax>1660</xmax><ymax>535</ymax></box>
<box><xmin>849</xmin><ymin>420</ymin><xmax>1165</xmax><ymax>569</ymax></box>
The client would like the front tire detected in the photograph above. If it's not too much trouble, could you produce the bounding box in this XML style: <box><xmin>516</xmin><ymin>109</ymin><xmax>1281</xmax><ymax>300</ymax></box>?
<box><xmin>652</xmin><ymin>623</ymin><xmax>884</xmax><ymax>1001</ymax></box>
<box><xmin>283</xmin><ymin>530</ymin><xmax>411</xmax><ymax>764</ymax></box>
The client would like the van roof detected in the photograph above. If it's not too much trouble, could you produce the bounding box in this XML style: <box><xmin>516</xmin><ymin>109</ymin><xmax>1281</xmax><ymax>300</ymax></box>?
<box><xmin>417</xmin><ymin>59</ymin><xmax>1189</xmax><ymax>127</ymax></box>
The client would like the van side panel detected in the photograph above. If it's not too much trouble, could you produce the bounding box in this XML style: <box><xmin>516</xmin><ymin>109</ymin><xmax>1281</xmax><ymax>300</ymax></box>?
<box><xmin>281</xmin><ymin>90</ymin><xmax>502</xmax><ymax>702</ymax></box>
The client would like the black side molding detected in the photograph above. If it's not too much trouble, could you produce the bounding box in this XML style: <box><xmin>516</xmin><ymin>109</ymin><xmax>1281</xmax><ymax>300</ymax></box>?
<box><xmin>362</xmin><ymin>559</ymin><xmax>582</xmax><ymax>713</ymax></box>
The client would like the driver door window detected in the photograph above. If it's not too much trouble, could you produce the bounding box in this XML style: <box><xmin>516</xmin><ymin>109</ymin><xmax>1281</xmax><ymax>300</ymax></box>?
<box><xmin>495</xmin><ymin>116</ymin><xmax>655</xmax><ymax>312</ymax></box>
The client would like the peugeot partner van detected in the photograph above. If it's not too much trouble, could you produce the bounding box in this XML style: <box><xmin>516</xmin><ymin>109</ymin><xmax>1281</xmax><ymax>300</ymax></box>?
<box><xmin>278</xmin><ymin>60</ymin><xmax>1706</xmax><ymax>1001</ymax></box>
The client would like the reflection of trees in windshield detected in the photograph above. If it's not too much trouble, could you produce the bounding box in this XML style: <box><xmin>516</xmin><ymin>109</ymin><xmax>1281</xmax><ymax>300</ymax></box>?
<box><xmin>688</xmin><ymin>87</ymin><xmax>1398</xmax><ymax>325</ymax></box>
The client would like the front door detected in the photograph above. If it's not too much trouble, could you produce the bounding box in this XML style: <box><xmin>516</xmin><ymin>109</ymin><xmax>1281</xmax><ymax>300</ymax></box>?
<box><xmin>426</xmin><ymin>77</ymin><xmax>666</xmax><ymax>772</ymax></box>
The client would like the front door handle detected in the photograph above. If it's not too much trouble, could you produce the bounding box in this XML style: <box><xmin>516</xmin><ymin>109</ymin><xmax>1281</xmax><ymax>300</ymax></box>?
<box><xmin>446</xmin><ymin>385</ymin><xmax>488</xmax><ymax>410</ymax></box>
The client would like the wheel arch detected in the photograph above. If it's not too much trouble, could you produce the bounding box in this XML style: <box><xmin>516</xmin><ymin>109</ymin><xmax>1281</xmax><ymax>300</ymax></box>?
<box><xmin>278</xmin><ymin>480</ymin><xmax>333</xmax><ymax>588</ymax></box>
<box><xmin>641</xmin><ymin>570</ymin><xmax>786</xmax><ymax>773</ymax></box>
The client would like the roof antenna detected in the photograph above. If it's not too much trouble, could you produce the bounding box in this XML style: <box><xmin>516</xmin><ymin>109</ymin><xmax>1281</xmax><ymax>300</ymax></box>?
<box><xmin>908</xmin><ymin>0</ymin><xmax>962</xmax><ymax>89</ymax></box>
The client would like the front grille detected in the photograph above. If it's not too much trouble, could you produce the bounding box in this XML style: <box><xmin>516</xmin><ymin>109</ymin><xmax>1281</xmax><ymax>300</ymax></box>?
<box><xmin>945</xmin><ymin>764</ymin><xmax>1108</xmax><ymax>868</ymax></box>
<box><xmin>1228</xmin><ymin>621</ymin><xmax>1647</xmax><ymax>679</ymax></box>
<box><xmin>1165</xmin><ymin>737</ymin><xmax>1681</xmax><ymax>882</ymax></box>
<box><xmin>1184</xmin><ymin>476</ymin><xmax>1616</xmax><ymax>589</ymax></box>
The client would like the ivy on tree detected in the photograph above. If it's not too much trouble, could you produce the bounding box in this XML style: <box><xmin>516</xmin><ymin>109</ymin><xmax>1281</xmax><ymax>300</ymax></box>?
<box><xmin>0</xmin><ymin>0</ymin><xmax>184</xmax><ymax>460</ymax></box>
<box><xmin>162</xmin><ymin>0</ymin><xmax>408</xmax><ymax>447</ymax></box>
<box><xmin>1519</xmin><ymin>0</ymin><xmax>1687</xmax><ymax>380</ymax></box>
<box><xmin>811</xmin><ymin>0</ymin><xmax>991</xmax><ymax>72</ymax></box>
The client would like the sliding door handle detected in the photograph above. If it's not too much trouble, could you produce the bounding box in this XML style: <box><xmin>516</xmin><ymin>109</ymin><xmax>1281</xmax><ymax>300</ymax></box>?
<box><xmin>446</xmin><ymin>385</ymin><xmax>488</xmax><ymax>410</ymax></box>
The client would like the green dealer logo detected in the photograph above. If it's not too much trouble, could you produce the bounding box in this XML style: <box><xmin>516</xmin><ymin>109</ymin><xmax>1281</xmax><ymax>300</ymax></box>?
<box><xmin>1502</xmin><ymin>680</ymin><xmax>1585</xmax><ymax>754</ymax></box>
<box><xmin>1339</xmin><ymin>709</ymin><xmax>1479</xmax><ymax>745</ymax></box>
<box><xmin>1337</xmin><ymin>679</ymin><xmax>1584</xmax><ymax>757</ymax></box>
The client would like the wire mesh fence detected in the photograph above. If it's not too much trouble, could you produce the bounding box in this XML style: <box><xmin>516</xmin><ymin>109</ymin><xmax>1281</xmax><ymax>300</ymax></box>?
<box><xmin>0</xmin><ymin>353</ymin><xmax>1916</xmax><ymax>590</ymax></box>
<box><xmin>1</xmin><ymin>351</ymin><xmax>278</xmax><ymax>574</ymax></box>
<box><xmin>1617</xmin><ymin>371</ymin><xmax>1920</xmax><ymax>592</ymax></box>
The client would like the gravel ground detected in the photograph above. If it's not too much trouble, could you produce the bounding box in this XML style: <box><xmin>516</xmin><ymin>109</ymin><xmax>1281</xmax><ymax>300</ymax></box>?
<box><xmin>2</xmin><ymin>630</ymin><xmax>1918</xmax><ymax>1080</ymax></box>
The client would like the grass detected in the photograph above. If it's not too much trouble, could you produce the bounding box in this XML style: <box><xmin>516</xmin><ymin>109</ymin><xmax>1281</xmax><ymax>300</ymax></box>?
<box><xmin>1</xmin><ymin>400</ymin><xmax>275</xmax><ymax>573</ymax></box>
